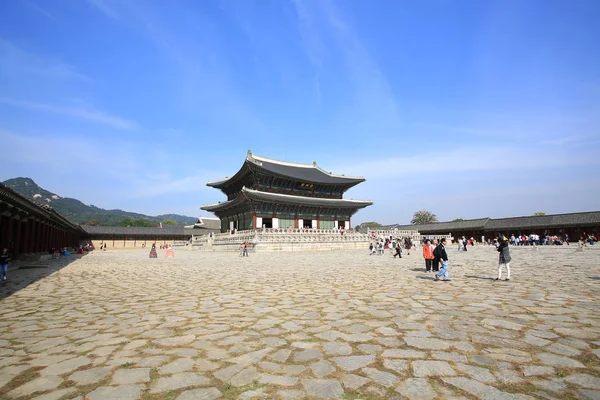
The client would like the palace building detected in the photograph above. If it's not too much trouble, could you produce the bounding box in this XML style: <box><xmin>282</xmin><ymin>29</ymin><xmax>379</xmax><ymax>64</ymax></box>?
<box><xmin>202</xmin><ymin>151</ymin><xmax>373</xmax><ymax>233</ymax></box>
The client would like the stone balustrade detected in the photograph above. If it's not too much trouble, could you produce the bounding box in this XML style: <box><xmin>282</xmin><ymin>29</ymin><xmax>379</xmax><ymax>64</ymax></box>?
<box><xmin>190</xmin><ymin>228</ymin><xmax>373</xmax><ymax>252</ymax></box>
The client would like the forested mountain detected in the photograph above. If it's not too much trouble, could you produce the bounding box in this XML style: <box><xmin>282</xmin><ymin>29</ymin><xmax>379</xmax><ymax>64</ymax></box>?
<box><xmin>2</xmin><ymin>177</ymin><xmax>197</xmax><ymax>226</ymax></box>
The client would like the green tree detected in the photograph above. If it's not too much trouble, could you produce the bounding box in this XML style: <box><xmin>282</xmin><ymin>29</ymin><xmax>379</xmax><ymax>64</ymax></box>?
<box><xmin>84</xmin><ymin>219</ymin><xmax>100</xmax><ymax>226</ymax></box>
<box><xmin>118</xmin><ymin>218</ymin><xmax>158</xmax><ymax>227</ymax></box>
<box><xmin>354</xmin><ymin>221</ymin><xmax>382</xmax><ymax>231</ymax></box>
<box><xmin>532</xmin><ymin>212</ymin><xmax>546</xmax><ymax>216</ymax></box>
<box><xmin>162</xmin><ymin>218</ymin><xmax>177</xmax><ymax>226</ymax></box>
<box><xmin>411</xmin><ymin>210</ymin><xmax>439</xmax><ymax>225</ymax></box>
<box><xmin>452</xmin><ymin>218</ymin><xmax>465</xmax><ymax>222</ymax></box>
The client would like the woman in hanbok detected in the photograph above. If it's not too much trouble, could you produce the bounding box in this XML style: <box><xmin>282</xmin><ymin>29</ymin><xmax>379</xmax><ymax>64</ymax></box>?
<box><xmin>149</xmin><ymin>243</ymin><xmax>158</xmax><ymax>258</ymax></box>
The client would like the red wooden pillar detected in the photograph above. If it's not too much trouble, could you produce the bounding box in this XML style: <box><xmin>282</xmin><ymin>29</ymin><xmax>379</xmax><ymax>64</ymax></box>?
<box><xmin>40</xmin><ymin>223</ymin><xmax>47</xmax><ymax>252</ymax></box>
<box><xmin>6</xmin><ymin>217</ymin><xmax>14</xmax><ymax>254</ymax></box>
<box><xmin>294</xmin><ymin>216</ymin><xmax>298</xmax><ymax>229</ymax></box>
<box><xmin>252</xmin><ymin>214</ymin><xmax>257</xmax><ymax>230</ymax></box>
<box><xmin>29</xmin><ymin>220</ymin><xmax>36</xmax><ymax>252</ymax></box>
<box><xmin>20</xmin><ymin>220</ymin><xmax>30</xmax><ymax>253</ymax></box>
<box><xmin>0</xmin><ymin>216</ymin><xmax>8</xmax><ymax>249</ymax></box>
<box><xmin>12</xmin><ymin>219</ymin><xmax>22</xmax><ymax>260</ymax></box>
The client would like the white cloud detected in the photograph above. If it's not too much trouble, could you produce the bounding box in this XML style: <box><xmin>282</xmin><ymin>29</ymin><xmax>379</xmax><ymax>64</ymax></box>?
<box><xmin>86</xmin><ymin>0</ymin><xmax>119</xmax><ymax>20</ymax></box>
<box><xmin>0</xmin><ymin>98</ymin><xmax>140</xmax><ymax>131</ymax></box>
<box><xmin>0</xmin><ymin>38</ymin><xmax>90</xmax><ymax>82</ymax></box>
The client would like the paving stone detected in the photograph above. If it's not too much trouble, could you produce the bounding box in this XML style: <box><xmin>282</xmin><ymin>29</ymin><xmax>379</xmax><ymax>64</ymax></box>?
<box><xmin>8</xmin><ymin>376</ymin><xmax>63</xmax><ymax>398</ymax></box>
<box><xmin>259</xmin><ymin>374</ymin><xmax>298</xmax><ymax>386</ymax></box>
<box><xmin>443</xmin><ymin>377</ymin><xmax>535</xmax><ymax>399</ymax></box>
<box><xmin>302</xmin><ymin>379</ymin><xmax>345</xmax><ymax>398</ymax></box>
<box><xmin>269</xmin><ymin>349</ymin><xmax>292</xmax><ymax>363</ymax></box>
<box><xmin>322</xmin><ymin>341</ymin><xmax>352</xmax><ymax>355</ymax></box>
<box><xmin>532</xmin><ymin>378</ymin><xmax>568</xmax><ymax>393</ymax></box>
<box><xmin>40</xmin><ymin>356</ymin><xmax>91</xmax><ymax>375</ymax></box>
<box><xmin>310</xmin><ymin>359</ymin><xmax>336</xmax><ymax>377</ymax></box>
<box><xmin>578</xmin><ymin>389</ymin><xmax>600</xmax><ymax>400</ymax></box>
<box><xmin>412</xmin><ymin>360</ymin><xmax>456</xmax><ymax>377</ymax></box>
<box><xmin>214</xmin><ymin>364</ymin><xmax>245</xmax><ymax>381</ymax></box>
<box><xmin>230</xmin><ymin>347</ymin><xmax>273</xmax><ymax>365</ymax></box>
<box><xmin>565</xmin><ymin>374</ymin><xmax>600</xmax><ymax>389</ymax></box>
<box><xmin>176</xmin><ymin>387</ymin><xmax>222</xmax><ymax>400</ymax></box>
<box><xmin>160</xmin><ymin>358</ymin><xmax>195</xmax><ymax>374</ymax></box>
<box><xmin>30</xmin><ymin>387</ymin><xmax>77</xmax><ymax>400</ymax></box>
<box><xmin>284</xmin><ymin>365</ymin><xmax>307</xmax><ymax>375</ymax></box>
<box><xmin>293</xmin><ymin>348</ymin><xmax>322</xmax><ymax>362</ymax></box>
<box><xmin>361</xmin><ymin>367</ymin><xmax>399</xmax><ymax>387</ymax></box>
<box><xmin>277</xmin><ymin>389</ymin><xmax>307</xmax><ymax>399</ymax></box>
<box><xmin>154</xmin><ymin>334</ymin><xmax>196</xmax><ymax>347</ymax></box>
<box><xmin>404</xmin><ymin>337</ymin><xmax>450</xmax><ymax>350</ymax></box>
<box><xmin>150</xmin><ymin>372</ymin><xmax>211</xmax><ymax>393</ymax></box>
<box><xmin>111</xmin><ymin>368</ymin><xmax>150</xmax><ymax>384</ymax></box>
<box><xmin>331</xmin><ymin>355</ymin><xmax>375</xmax><ymax>371</ymax></box>
<box><xmin>522</xmin><ymin>365</ymin><xmax>555</xmax><ymax>376</ymax></box>
<box><xmin>454</xmin><ymin>362</ymin><xmax>496</xmax><ymax>383</ymax></box>
<box><xmin>395</xmin><ymin>378</ymin><xmax>438</xmax><ymax>400</ymax></box>
<box><xmin>68</xmin><ymin>367</ymin><xmax>111</xmax><ymax>385</ymax></box>
<box><xmin>238</xmin><ymin>389</ymin><xmax>265</xmax><ymax>399</ymax></box>
<box><xmin>86</xmin><ymin>384</ymin><xmax>144</xmax><ymax>400</ymax></box>
<box><xmin>382</xmin><ymin>349</ymin><xmax>426</xmax><ymax>358</ymax></box>
<box><xmin>342</xmin><ymin>373</ymin><xmax>371</xmax><ymax>390</ymax></box>
<box><xmin>537</xmin><ymin>353</ymin><xmax>586</xmax><ymax>368</ymax></box>
<box><xmin>230</xmin><ymin>367</ymin><xmax>260</xmax><ymax>387</ymax></box>
<box><xmin>383</xmin><ymin>359</ymin><xmax>408</xmax><ymax>373</ymax></box>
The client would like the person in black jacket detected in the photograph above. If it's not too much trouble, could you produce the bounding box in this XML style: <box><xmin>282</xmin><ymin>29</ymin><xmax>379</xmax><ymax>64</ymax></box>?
<box><xmin>496</xmin><ymin>235</ymin><xmax>512</xmax><ymax>281</ymax></box>
<box><xmin>0</xmin><ymin>248</ymin><xmax>11</xmax><ymax>281</ymax></box>
<box><xmin>434</xmin><ymin>238</ymin><xmax>450</xmax><ymax>281</ymax></box>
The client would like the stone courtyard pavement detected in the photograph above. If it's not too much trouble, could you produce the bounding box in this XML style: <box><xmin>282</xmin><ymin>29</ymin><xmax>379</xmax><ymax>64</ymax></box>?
<box><xmin>1</xmin><ymin>245</ymin><xmax>599</xmax><ymax>400</ymax></box>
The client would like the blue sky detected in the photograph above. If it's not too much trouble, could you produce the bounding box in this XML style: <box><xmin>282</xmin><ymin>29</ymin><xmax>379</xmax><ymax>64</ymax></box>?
<box><xmin>1</xmin><ymin>0</ymin><xmax>599</xmax><ymax>224</ymax></box>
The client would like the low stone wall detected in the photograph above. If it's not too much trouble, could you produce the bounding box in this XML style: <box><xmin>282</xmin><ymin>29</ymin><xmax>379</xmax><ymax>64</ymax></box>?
<box><xmin>190</xmin><ymin>229</ymin><xmax>372</xmax><ymax>252</ymax></box>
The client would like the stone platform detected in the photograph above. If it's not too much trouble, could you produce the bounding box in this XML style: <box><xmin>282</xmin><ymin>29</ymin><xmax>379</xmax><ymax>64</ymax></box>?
<box><xmin>0</xmin><ymin>245</ymin><xmax>599</xmax><ymax>399</ymax></box>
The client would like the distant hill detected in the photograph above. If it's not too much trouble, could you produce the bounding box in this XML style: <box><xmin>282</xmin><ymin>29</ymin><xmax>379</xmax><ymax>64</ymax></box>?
<box><xmin>2</xmin><ymin>177</ymin><xmax>197</xmax><ymax>226</ymax></box>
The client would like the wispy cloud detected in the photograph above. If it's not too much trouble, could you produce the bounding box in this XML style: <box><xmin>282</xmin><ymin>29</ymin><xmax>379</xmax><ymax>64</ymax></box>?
<box><xmin>0</xmin><ymin>38</ymin><xmax>90</xmax><ymax>82</ymax></box>
<box><xmin>86</xmin><ymin>0</ymin><xmax>119</xmax><ymax>20</ymax></box>
<box><xmin>333</xmin><ymin>145</ymin><xmax>597</xmax><ymax>181</ymax></box>
<box><xmin>290</xmin><ymin>0</ymin><xmax>401</xmax><ymax>128</ymax></box>
<box><xmin>27</xmin><ymin>2</ymin><xmax>55</xmax><ymax>20</ymax></box>
<box><xmin>0</xmin><ymin>98</ymin><xmax>140</xmax><ymax>130</ymax></box>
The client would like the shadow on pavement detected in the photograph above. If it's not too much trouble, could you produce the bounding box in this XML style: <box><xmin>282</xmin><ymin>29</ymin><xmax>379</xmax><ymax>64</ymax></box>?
<box><xmin>588</xmin><ymin>277</ymin><xmax>600</xmax><ymax>280</ymax></box>
<box><xmin>465</xmin><ymin>275</ymin><xmax>496</xmax><ymax>281</ymax></box>
<box><xmin>0</xmin><ymin>255</ymin><xmax>85</xmax><ymax>301</ymax></box>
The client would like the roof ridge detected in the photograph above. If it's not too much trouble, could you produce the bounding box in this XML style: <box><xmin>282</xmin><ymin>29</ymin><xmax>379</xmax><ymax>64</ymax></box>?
<box><xmin>248</xmin><ymin>151</ymin><xmax>366</xmax><ymax>180</ymax></box>
<box><xmin>242</xmin><ymin>187</ymin><xmax>373</xmax><ymax>204</ymax></box>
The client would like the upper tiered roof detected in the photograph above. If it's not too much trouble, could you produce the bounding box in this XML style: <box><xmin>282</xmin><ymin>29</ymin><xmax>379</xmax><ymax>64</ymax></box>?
<box><xmin>207</xmin><ymin>151</ymin><xmax>365</xmax><ymax>189</ymax></box>
<box><xmin>201</xmin><ymin>187</ymin><xmax>373</xmax><ymax>212</ymax></box>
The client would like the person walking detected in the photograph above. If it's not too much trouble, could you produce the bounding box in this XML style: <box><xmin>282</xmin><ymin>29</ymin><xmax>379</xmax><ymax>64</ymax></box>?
<box><xmin>0</xmin><ymin>248</ymin><xmax>10</xmax><ymax>281</ymax></box>
<box><xmin>393</xmin><ymin>240</ymin><xmax>402</xmax><ymax>258</ymax></box>
<box><xmin>434</xmin><ymin>238</ymin><xmax>450</xmax><ymax>281</ymax></box>
<box><xmin>423</xmin><ymin>239</ymin><xmax>434</xmax><ymax>272</ymax></box>
<box><xmin>431</xmin><ymin>239</ymin><xmax>440</xmax><ymax>272</ymax></box>
<box><xmin>496</xmin><ymin>235</ymin><xmax>511</xmax><ymax>281</ymax></box>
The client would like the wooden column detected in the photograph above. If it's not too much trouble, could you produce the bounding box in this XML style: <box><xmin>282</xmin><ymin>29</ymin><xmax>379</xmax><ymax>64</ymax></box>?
<box><xmin>12</xmin><ymin>219</ymin><xmax>22</xmax><ymax>260</ymax></box>
<box><xmin>0</xmin><ymin>215</ymin><xmax>8</xmax><ymax>249</ymax></box>
<box><xmin>20</xmin><ymin>220</ymin><xmax>30</xmax><ymax>254</ymax></box>
<box><xmin>6</xmin><ymin>217</ymin><xmax>14</xmax><ymax>253</ymax></box>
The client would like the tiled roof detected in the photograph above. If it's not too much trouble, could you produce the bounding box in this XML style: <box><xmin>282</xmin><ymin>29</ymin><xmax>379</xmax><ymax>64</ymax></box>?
<box><xmin>202</xmin><ymin>187</ymin><xmax>373</xmax><ymax>212</ymax></box>
<box><xmin>207</xmin><ymin>151</ymin><xmax>365</xmax><ymax>188</ymax></box>
<box><xmin>385</xmin><ymin>212</ymin><xmax>600</xmax><ymax>234</ymax></box>
<box><xmin>485</xmin><ymin>212</ymin><xmax>600</xmax><ymax>231</ymax></box>
<box><xmin>0</xmin><ymin>183</ymin><xmax>86</xmax><ymax>235</ymax></box>
<box><xmin>391</xmin><ymin>218</ymin><xmax>490</xmax><ymax>233</ymax></box>
<box><xmin>81</xmin><ymin>226</ymin><xmax>216</xmax><ymax>236</ymax></box>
